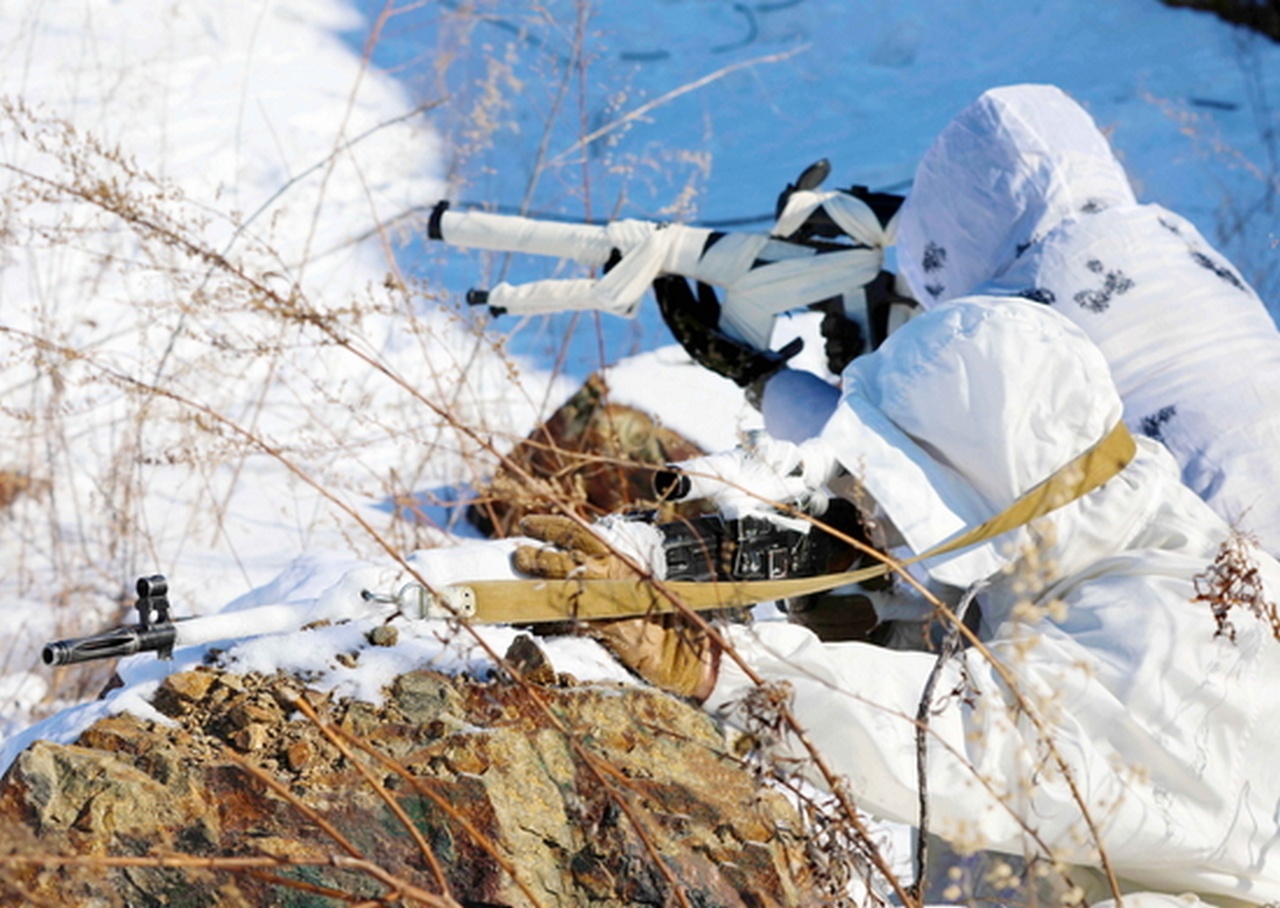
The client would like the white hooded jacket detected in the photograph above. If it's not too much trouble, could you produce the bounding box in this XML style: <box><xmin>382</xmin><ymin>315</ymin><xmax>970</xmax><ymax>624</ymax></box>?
<box><xmin>895</xmin><ymin>84</ymin><xmax>1280</xmax><ymax>557</ymax></box>
<box><xmin>709</xmin><ymin>298</ymin><xmax>1280</xmax><ymax>904</ymax></box>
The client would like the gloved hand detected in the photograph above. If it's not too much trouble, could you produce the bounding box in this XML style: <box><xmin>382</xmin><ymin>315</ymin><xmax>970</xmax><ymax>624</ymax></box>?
<box><xmin>589</xmin><ymin>613</ymin><xmax>718</xmax><ymax>700</ymax></box>
<box><xmin>662</xmin><ymin>435</ymin><xmax>840</xmax><ymax>528</ymax></box>
<box><xmin>512</xmin><ymin>514</ymin><xmax>718</xmax><ymax>700</ymax></box>
<box><xmin>513</xmin><ymin>514</ymin><xmax>665</xmax><ymax>580</ymax></box>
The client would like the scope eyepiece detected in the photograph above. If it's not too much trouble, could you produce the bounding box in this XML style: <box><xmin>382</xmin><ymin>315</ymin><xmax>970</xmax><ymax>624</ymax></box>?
<box><xmin>652</xmin><ymin>469</ymin><xmax>692</xmax><ymax>502</ymax></box>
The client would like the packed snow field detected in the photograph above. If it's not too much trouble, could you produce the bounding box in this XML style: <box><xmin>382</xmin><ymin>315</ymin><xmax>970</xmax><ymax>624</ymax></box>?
<box><xmin>1</xmin><ymin>0</ymin><xmax>1277</xmax><ymax>774</ymax></box>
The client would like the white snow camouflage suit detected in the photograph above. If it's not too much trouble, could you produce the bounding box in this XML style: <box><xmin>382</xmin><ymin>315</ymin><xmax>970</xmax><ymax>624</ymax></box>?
<box><xmin>897</xmin><ymin>83</ymin><xmax>1280</xmax><ymax>557</ymax></box>
<box><xmin>721</xmin><ymin>85</ymin><xmax>1280</xmax><ymax>904</ymax></box>
<box><xmin>715</xmin><ymin>294</ymin><xmax>1280</xmax><ymax>905</ymax></box>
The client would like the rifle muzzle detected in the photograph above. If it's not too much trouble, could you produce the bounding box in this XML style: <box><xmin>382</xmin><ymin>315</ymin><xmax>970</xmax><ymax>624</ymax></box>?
<box><xmin>42</xmin><ymin>624</ymin><xmax>178</xmax><ymax>666</ymax></box>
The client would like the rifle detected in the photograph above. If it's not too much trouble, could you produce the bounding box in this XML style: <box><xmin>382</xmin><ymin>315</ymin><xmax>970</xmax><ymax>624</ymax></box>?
<box><xmin>42</xmin><ymin>574</ymin><xmax>477</xmax><ymax>668</ymax></box>
<box><xmin>42</xmin><ymin>505</ymin><xmax>862</xmax><ymax>667</ymax></box>
<box><xmin>426</xmin><ymin>162</ymin><xmax>905</xmax><ymax>355</ymax></box>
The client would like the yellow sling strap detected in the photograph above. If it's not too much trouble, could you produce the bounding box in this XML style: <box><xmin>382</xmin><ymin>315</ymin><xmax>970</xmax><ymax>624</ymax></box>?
<box><xmin>453</xmin><ymin>422</ymin><xmax>1138</xmax><ymax>624</ymax></box>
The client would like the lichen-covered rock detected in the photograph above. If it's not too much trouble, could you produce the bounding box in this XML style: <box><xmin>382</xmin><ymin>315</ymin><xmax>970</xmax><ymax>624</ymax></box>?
<box><xmin>0</xmin><ymin>664</ymin><xmax>823</xmax><ymax>906</ymax></box>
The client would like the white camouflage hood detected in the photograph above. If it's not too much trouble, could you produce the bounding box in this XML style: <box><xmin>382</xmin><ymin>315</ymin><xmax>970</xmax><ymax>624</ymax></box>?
<box><xmin>820</xmin><ymin>297</ymin><xmax>1132</xmax><ymax>587</ymax></box>
<box><xmin>896</xmin><ymin>84</ymin><xmax>1136</xmax><ymax>305</ymax></box>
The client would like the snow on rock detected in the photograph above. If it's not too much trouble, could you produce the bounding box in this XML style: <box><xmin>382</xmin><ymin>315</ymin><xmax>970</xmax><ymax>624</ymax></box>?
<box><xmin>0</xmin><ymin>547</ymin><xmax>638</xmax><ymax>776</ymax></box>
<box><xmin>0</xmin><ymin>0</ymin><xmax>570</xmax><ymax>741</ymax></box>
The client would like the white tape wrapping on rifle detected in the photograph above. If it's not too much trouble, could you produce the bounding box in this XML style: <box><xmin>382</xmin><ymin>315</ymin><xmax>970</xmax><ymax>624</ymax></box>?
<box><xmin>440</xmin><ymin>208</ymin><xmax>617</xmax><ymax>265</ymax></box>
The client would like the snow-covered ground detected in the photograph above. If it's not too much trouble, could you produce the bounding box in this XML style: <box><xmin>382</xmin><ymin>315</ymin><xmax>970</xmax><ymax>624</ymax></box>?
<box><xmin>2</xmin><ymin>0</ymin><xmax>1278</xmax><ymax>771</ymax></box>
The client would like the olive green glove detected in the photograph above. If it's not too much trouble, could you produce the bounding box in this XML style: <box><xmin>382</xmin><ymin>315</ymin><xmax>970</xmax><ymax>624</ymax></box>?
<box><xmin>513</xmin><ymin>514</ymin><xmax>644</xmax><ymax>580</ymax></box>
<box><xmin>512</xmin><ymin>514</ymin><xmax>717</xmax><ymax>700</ymax></box>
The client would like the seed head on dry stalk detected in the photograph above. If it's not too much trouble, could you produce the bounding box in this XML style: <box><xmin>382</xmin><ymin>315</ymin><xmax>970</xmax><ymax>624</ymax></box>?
<box><xmin>1194</xmin><ymin>530</ymin><xmax>1280</xmax><ymax>642</ymax></box>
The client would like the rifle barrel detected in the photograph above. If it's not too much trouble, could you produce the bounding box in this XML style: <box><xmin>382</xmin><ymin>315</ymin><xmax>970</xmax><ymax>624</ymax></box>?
<box><xmin>43</xmin><ymin>623</ymin><xmax>179</xmax><ymax>666</ymax></box>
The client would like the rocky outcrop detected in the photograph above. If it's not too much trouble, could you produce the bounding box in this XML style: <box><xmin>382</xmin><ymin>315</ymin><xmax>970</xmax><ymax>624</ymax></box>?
<box><xmin>0</xmin><ymin>655</ymin><xmax>824</xmax><ymax>906</ymax></box>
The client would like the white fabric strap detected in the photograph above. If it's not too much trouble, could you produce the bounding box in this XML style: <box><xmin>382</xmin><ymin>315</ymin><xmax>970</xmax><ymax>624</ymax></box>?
<box><xmin>720</xmin><ymin>246</ymin><xmax>884</xmax><ymax>348</ymax></box>
<box><xmin>772</xmin><ymin>187</ymin><xmax>896</xmax><ymax>250</ymax></box>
